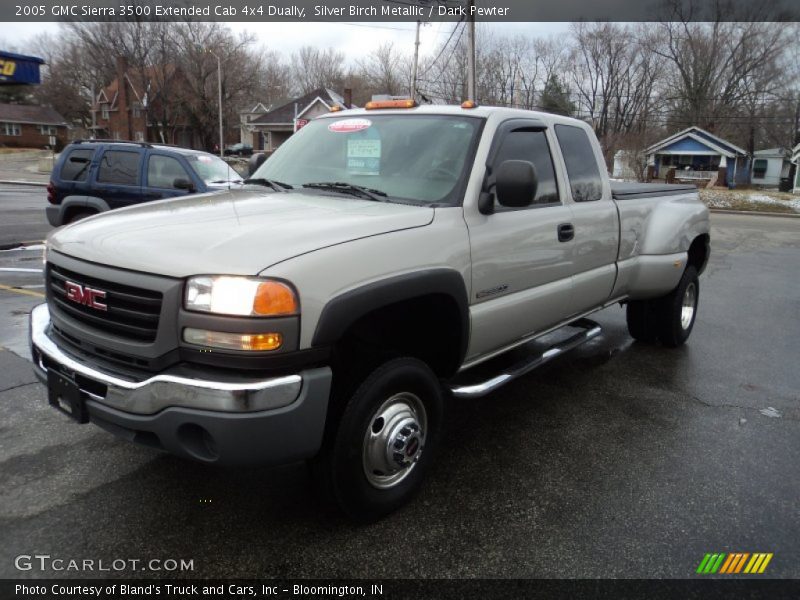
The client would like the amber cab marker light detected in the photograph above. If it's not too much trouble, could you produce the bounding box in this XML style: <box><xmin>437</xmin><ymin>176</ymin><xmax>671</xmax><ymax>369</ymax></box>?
<box><xmin>461</xmin><ymin>100</ymin><xmax>478</xmax><ymax>109</ymax></box>
<box><xmin>330</xmin><ymin>104</ymin><xmax>343</xmax><ymax>112</ymax></box>
<box><xmin>365</xmin><ymin>99</ymin><xmax>417</xmax><ymax>110</ymax></box>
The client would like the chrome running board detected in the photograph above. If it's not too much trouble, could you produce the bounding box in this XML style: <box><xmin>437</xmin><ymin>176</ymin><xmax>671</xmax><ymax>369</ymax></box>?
<box><xmin>449</xmin><ymin>319</ymin><xmax>602</xmax><ymax>399</ymax></box>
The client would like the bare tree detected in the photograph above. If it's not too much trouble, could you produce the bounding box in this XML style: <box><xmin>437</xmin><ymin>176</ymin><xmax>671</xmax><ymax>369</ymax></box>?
<box><xmin>355</xmin><ymin>42</ymin><xmax>411</xmax><ymax>99</ymax></box>
<box><xmin>290</xmin><ymin>46</ymin><xmax>345</xmax><ymax>95</ymax></box>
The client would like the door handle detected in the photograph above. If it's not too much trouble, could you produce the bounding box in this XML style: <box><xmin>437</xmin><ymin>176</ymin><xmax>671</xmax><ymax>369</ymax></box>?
<box><xmin>557</xmin><ymin>223</ymin><xmax>574</xmax><ymax>242</ymax></box>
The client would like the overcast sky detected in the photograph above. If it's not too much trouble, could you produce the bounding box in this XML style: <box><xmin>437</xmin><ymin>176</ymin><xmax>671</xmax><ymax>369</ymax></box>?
<box><xmin>1</xmin><ymin>21</ymin><xmax>569</xmax><ymax>61</ymax></box>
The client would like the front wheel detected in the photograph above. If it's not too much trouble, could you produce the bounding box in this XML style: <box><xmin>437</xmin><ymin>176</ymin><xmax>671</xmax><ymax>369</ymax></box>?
<box><xmin>312</xmin><ymin>357</ymin><xmax>443</xmax><ymax>522</ymax></box>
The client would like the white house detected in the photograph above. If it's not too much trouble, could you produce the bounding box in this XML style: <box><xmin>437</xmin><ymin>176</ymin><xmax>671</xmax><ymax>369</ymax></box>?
<box><xmin>238</xmin><ymin>102</ymin><xmax>270</xmax><ymax>147</ymax></box>
<box><xmin>644</xmin><ymin>126</ymin><xmax>749</xmax><ymax>186</ymax></box>
<box><xmin>750</xmin><ymin>148</ymin><xmax>792</xmax><ymax>188</ymax></box>
<box><xmin>244</xmin><ymin>88</ymin><xmax>355</xmax><ymax>152</ymax></box>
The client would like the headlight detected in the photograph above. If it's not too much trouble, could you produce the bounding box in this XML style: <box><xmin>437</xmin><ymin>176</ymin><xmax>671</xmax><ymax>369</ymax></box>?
<box><xmin>185</xmin><ymin>276</ymin><xmax>298</xmax><ymax>317</ymax></box>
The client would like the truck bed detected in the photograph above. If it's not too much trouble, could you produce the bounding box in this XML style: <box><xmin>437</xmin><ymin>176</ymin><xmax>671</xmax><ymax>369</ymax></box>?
<box><xmin>611</xmin><ymin>181</ymin><xmax>698</xmax><ymax>200</ymax></box>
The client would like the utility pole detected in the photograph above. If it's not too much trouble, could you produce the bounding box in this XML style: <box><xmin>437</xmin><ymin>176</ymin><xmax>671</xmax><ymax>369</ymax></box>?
<box><xmin>466</xmin><ymin>0</ymin><xmax>476</xmax><ymax>101</ymax></box>
<box><xmin>206</xmin><ymin>48</ymin><xmax>224</xmax><ymax>157</ymax></box>
<box><xmin>411</xmin><ymin>20</ymin><xmax>422</xmax><ymax>101</ymax></box>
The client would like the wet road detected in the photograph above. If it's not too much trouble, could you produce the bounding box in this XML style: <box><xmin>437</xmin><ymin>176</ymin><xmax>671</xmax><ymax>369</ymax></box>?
<box><xmin>0</xmin><ymin>213</ymin><xmax>798</xmax><ymax>579</ymax></box>
<box><xmin>0</xmin><ymin>184</ymin><xmax>51</xmax><ymax>249</ymax></box>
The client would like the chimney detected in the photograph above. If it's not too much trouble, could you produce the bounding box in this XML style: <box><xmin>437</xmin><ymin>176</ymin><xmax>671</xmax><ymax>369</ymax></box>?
<box><xmin>343</xmin><ymin>88</ymin><xmax>352</xmax><ymax>108</ymax></box>
<box><xmin>115</xmin><ymin>56</ymin><xmax>131</xmax><ymax>141</ymax></box>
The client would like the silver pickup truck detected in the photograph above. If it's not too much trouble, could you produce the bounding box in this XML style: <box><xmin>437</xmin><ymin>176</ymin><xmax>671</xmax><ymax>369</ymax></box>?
<box><xmin>30</xmin><ymin>104</ymin><xmax>709</xmax><ymax>520</ymax></box>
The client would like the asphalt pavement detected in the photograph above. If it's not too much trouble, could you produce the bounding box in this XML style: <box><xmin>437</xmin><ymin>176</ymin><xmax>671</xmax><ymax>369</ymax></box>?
<box><xmin>0</xmin><ymin>210</ymin><xmax>798</xmax><ymax>580</ymax></box>
<box><xmin>0</xmin><ymin>184</ymin><xmax>51</xmax><ymax>248</ymax></box>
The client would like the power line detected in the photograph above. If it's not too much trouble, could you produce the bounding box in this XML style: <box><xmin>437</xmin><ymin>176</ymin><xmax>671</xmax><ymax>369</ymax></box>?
<box><xmin>418</xmin><ymin>17</ymin><xmax>465</xmax><ymax>79</ymax></box>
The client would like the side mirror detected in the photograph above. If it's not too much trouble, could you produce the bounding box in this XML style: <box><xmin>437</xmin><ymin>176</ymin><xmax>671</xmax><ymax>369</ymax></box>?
<box><xmin>248</xmin><ymin>152</ymin><xmax>266</xmax><ymax>176</ymax></box>
<box><xmin>173</xmin><ymin>177</ymin><xmax>195</xmax><ymax>192</ymax></box>
<box><xmin>495</xmin><ymin>160</ymin><xmax>537</xmax><ymax>208</ymax></box>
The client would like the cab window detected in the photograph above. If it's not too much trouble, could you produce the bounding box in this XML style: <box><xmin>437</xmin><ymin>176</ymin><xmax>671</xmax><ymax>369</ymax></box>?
<box><xmin>492</xmin><ymin>129</ymin><xmax>559</xmax><ymax>207</ymax></box>
<box><xmin>555</xmin><ymin>125</ymin><xmax>603</xmax><ymax>202</ymax></box>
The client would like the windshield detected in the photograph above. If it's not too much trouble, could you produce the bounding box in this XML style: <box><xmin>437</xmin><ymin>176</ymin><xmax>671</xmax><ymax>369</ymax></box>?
<box><xmin>251</xmin><ymin>114</ymin><xmax>482</xmax><ymax>205</ymax></box>
<box><xmin>186</xmin><ymin>154</ymin><xmax>242</xmax><ymax>184</ymax></box>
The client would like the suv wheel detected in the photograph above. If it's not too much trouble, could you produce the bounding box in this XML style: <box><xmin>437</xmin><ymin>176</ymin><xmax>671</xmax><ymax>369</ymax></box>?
<box><xmin>312</xmin><ymin>357</ymin><xmax>443</xmax><ymax>522</ymax></box>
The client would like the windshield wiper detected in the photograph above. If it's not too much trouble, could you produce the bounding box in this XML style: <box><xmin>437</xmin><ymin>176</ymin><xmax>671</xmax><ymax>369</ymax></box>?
<box><xmin>303</xmin><ymin>182</ymin><xmax>389</xmax><ymax>202</ymax></box>
<box><xmin>243</xmin><ymin>178</ymin><xmax>293</xmax><ymax>192</ymax></box>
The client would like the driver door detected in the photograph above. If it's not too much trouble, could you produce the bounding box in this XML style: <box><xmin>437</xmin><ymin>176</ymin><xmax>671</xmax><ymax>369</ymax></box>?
<box><xmin>464</xmin><ymin>121</ymin><xmax>574</xmax><ymax>362</ymax></box>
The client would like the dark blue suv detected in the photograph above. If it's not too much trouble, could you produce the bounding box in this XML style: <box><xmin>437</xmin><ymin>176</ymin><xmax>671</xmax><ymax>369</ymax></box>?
<box><xmin>46</xmin><ymin>140</ymin><xmax>243</xmax><ymax>226</ymax></box>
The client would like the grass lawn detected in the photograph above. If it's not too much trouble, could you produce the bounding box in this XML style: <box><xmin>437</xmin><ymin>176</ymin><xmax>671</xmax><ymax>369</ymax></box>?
<box><xmin>700</xmin><ymin>188</ymin><xmax>800</xmax><ymax>214</ymax></box>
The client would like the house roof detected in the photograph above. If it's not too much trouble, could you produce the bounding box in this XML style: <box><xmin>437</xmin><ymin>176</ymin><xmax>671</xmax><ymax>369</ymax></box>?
<box><xmin>645</xmin><ymin>126</ymin><xmax>747</xmax><ymax>157</ymax></box>
<box><xmin>0</xmin><ymin>103</ymin><xmax>67</xmax><ymax>126</ymax></box>
<box><xmin>95</xmin><ymin>64</ymin><xmax>177</xmax><ymax>110</ymax></box>
<box><xmin>249</xmin><ymin>88</ymin><xmax>354</xmax><ymax>126</ymax></box>
<box><xmin>753</xmin><ymin>147</ymin><xmax>789</xmax><ymax>159</ymax></box>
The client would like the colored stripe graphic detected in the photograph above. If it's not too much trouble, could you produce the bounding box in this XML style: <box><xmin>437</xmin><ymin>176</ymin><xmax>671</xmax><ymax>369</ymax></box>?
<box><xmin>699</xmin><ymin>552</ymin><xmax>773</xmax><ymax>574</ymax></box>
<box><xmin>719</xmin><ymin>554</ymin><xmax>735</xmax><ymax>573</ymax></box>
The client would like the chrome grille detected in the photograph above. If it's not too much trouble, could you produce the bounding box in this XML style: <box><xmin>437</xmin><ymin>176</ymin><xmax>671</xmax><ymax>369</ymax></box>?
<box><xmin>48</xmin><ymin>263</ymin><xmax>163</xmax><ymax>342</ymax></box>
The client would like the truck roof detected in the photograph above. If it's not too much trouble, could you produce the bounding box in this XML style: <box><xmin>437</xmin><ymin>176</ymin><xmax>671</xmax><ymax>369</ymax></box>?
<box><xmin>315</xmin><ymin>103</ymin><xmax>589</xmax><ymax>129</ymax></box>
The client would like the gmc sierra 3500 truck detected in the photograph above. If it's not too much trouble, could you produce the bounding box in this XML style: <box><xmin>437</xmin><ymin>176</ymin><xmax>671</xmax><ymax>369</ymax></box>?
<box><xmin>30</xmin><ymin>103</ymin><xmax>710</xmax><ymax>521</ymax></box>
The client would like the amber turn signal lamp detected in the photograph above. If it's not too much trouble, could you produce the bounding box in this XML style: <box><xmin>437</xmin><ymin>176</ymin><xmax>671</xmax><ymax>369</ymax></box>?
<box><xmin>253</xmin><ymin>282</ymin><xmax>298</xmax><ymax>316</ymax></box>
<box><xmin>183</xmin><ymin>328</ymin><xmax>283</xmax><ymax>352</ymax></box>
<box><xmin>461</xmin><ymin>100</ymin><xmax>478</xmax><ymax>109</ymax></box>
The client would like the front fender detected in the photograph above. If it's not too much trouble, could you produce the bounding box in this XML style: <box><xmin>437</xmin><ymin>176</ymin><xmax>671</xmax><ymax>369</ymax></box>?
<box><xmin>312</xmin><ymin>268</ymin><xmax>470</xmax><ymax>367</ymax></box>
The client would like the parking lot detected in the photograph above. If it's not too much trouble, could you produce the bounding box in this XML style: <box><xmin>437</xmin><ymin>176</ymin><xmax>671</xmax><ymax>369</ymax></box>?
<box><xmin>0</xmin><ymin>184</ymin><xmax>798</xmax><ymax>579</ymax></box>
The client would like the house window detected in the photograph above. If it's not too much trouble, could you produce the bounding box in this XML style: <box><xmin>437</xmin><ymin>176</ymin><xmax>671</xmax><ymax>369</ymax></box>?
<box><xmin>101</xmin><ymin>105</ymin><xmax>110</xmax><ymax>120</ymax></box>
<box><xmin>113</xmin><ymin>131</ymin><xmax>121</xmax><ymax>140</ymax></box>
<box><xmin>753</xmin><ymin>159</ymin><xmax>768</xmax><ymax>179</ymax></box>
<box><xmin>132</xmin><ymin>104</ymin><xmax>142</xmax><ymax>119</ymax></box>
<box><xmin>134</xmin><ymin>131</ymin><xmax>144</xmax><ymax>142</ymax></box>
<box><xmin>1</xmin><ymin>122</ymin><xmax>21</xmax><ymax>136</ymax></box>
<box><xmin>39</xmin><ymin>125</ymin><xmax>58</xmax><ymax>136</ymax></box>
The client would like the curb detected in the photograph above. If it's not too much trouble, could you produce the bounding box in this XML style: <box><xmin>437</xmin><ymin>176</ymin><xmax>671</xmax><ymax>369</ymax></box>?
<box><xmin>709</xmin><ymin>208</ymin><xmax>800</xmax><ymax>219</ymax></box>
<box><xmin>0</xmin><ymin>180</ymin><xmax>47</xmax><ymax>187</ymax></box>
<box><xmin>0</xmin><ymin>240</ymin><xmax>44</xmax><ymax>251</ymax></box>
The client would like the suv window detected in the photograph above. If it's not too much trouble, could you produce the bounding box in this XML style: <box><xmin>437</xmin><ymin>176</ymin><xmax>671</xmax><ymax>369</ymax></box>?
<box><xmin>555</xmin><ymin>125</ymin><xmax>603</xmax><ymax>202</ymax></box>
<box><xmin>492</xmin><ymin>129</ymin><xmax>559</xmax><ymax>206</ymax></box>
<box><xmin>148</xmin><ymin>155</ymin><xmax>190</xmax><ymax>188</ymax></box>
<box><xmin>97</xmin><ymin>150</ymin><xmax>141</xmax><ymax>186</ymax></box>
<box><xmin>59</xmin><ymin>148</ymin><xmax>95</xmax><ymax>182</ymax></box>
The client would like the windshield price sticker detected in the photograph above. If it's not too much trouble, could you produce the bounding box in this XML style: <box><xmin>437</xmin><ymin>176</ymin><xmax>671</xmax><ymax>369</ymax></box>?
<box><xmin>328</xmin><ymin>119</ymin><xmax>372</xmax><ymax>133</ymax></box>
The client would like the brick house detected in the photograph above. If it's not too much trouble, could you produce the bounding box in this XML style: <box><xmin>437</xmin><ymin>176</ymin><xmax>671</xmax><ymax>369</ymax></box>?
<box><xmin>91</xmin><ymin>57</ymin><xmax>195</xmax><ymax>147</ymax></box>
<box><xmin>0</xmin><ymin>103</ymin><xmax>68</xmax><ymax>149</ymax></box>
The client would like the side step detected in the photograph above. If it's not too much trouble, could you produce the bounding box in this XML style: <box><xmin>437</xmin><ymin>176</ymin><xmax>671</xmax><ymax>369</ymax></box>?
<box><xmin>449</xmin><ymin>319</ymin><xmax>602</xmax><ymax>399</ymax></box>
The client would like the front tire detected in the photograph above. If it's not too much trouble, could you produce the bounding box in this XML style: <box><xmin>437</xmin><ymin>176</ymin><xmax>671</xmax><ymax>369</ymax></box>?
<box><xmin>312</xmin><ymin>357</ymin><xmax>443</xmax><ymax>522</ymax></box>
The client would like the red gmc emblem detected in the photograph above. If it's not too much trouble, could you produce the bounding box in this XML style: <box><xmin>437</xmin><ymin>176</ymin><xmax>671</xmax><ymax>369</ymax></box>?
<box><xmin>64</xmin><ymin>280</ymin><xmax>107</xmax><ymax>311</ymax></box>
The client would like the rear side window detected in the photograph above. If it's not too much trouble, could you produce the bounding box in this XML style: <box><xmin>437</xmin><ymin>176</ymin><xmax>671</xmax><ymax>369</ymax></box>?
<box><xmin>59</xmin><ymin>148</ymin><xmax>94</xmax><ymax>182</ymax></box>
<box><xmin>97</xmin><ymin>150</ymin><xmax>141</xmax><ymax>186</ymax></box>
<box><xmin>492</xmin><ymin>130</ymin><xmax>559</xmax><ymax>206</ymax></box>
<box><xmin>147</xmin><ymin>155</ymin><xmax>190</xmax><ymax>188</ymax></box>
<box><xmin>555</xmin><ymin>125</ymin><xmax>603</xmax><ymax>202</ymax></box>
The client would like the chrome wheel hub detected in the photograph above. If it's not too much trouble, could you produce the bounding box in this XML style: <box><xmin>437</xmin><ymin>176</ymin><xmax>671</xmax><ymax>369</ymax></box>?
<box><xmin>362</xmin><ymin>392</ymin><xmax>427</xmax><ymax>490</ymax></box>
<box><xmin>681</xmin><ymin>282</ymin><xmax>697</xmax><ymax>330</ymax></box>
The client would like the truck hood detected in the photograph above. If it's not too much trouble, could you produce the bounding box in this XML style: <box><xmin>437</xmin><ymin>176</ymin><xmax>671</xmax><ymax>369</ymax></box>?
<box><xmin>48</xmin><ymin>189</ymin><xmax>434</xmax><ymax>278</ymax></box>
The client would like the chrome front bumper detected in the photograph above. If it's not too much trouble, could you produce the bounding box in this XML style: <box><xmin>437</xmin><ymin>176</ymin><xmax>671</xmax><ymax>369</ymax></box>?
<box><xmin>29</xmin><ymin>303</ymin><xmax>303</xmax><ymax>415</ymax></box>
